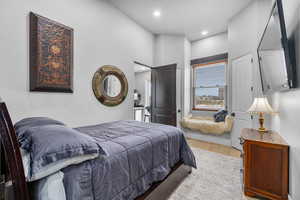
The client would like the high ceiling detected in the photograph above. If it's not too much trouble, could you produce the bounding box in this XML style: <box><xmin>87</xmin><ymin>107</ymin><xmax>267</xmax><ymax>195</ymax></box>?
<box><xmin>109</xmin><ymin>0</ymin><xmax>252</xmax><ymax>41</ymax></box>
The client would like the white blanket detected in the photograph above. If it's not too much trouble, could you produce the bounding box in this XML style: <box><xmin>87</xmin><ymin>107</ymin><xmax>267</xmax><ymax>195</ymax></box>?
<box><xmin>181</xmin><ymin>115</ymin><xmax>234</xmax><ymax>135</ymax></box>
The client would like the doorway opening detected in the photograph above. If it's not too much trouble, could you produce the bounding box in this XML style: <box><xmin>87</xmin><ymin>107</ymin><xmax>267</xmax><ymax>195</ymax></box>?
<box><xmin>133</xmin><ymin>61</ymin><xmax>152</xmax><ymax>122</ymax></box>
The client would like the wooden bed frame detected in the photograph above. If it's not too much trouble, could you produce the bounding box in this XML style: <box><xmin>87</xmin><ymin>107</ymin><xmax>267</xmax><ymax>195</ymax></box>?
<box><xmin>0</xmin><ymin>101</ymin><xmax>190</xmax><ymax>200</ymax></box>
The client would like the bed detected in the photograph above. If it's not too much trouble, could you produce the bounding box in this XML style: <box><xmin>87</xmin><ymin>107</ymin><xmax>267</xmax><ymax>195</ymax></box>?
<box><xmin>0</xmin><ymin>101</ymin><xmax>196</xmax><ymax>200</ymax></box>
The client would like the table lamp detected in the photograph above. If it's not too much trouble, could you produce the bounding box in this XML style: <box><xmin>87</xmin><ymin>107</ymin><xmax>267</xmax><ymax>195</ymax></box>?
<box><xmin>247</xmin><ymin>97</ymin><xmax>275</xmax><ymax>133</ymax></box>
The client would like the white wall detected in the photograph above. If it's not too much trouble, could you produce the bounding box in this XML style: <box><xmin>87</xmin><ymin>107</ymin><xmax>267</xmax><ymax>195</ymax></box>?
<box><xmin>0</xmin><ymin>0</ymin><xmax>154</xmax><ymax>127</ymax></box>
<box><xmin>154</xmin><ymin>35</ymin><xmax>185</xmax><ymax>67</ymax></box>
<box><xmin>155</xmin><ymin>33</ymin><xmax>229</xmax><ymax>118</ymax></box>
<box><xmin>270</xmin><ymin>0</ymin><xmax>300</xmax><ymax>199</ymax></box>
<box><xmin>190</xmin><ymin>33</ymin><xmax>229</xmax><ymax>117</ymax></box>
<box><xmin>229</xmin><ymin>0</ymin><xmax>300</xmax><ymax>199</ymax></box>
<box><xmin>184</xmin><ymin>38</ymin><xmax>192</xmax><ymax>116</ymax></box>
<box><xmin>153</xmin><ymin>35</ymin><xmax>192</xmax><ymax>118</ymax></box>
<box><xmin>228</xmin><ymin>0</ymin><xmax>271</xmax><ymax>104</ymax></box>
<box><xmin>134</xmin><ymin>71</ymin><xmax>151</xmax><ymax>106</ymax></box>
<box><xmin>153</xmin><ymin>34</ymin><xmax>188</xmax><ymax>124</ymax></box>
<box><xmin>191</xmin><ymin>32</ymin><xmax>228</xmax><ymax>60</ymax></box>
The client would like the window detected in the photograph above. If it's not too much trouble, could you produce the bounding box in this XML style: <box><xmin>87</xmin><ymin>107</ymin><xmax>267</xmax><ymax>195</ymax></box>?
<box><xmin>192</xmin><ymin>60</ymin><xmax>226</xmax><ymax>111</ymax></box>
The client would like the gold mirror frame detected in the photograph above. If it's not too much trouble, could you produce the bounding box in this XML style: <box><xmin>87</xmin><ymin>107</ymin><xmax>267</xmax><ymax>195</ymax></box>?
<box><xmin>92</xmin><ymin>65</ymin><xmax>128</xmax><ymax>106</ymax></box>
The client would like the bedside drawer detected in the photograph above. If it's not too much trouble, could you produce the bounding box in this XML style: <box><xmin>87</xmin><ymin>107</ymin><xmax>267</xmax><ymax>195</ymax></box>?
<box><xmin>241</xmin><ymin>128</ymin><xmax>289</xmax><ymax>200</ymax></box>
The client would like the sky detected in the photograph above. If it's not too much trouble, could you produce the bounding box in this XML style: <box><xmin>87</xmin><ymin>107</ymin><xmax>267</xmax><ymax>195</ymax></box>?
<box><xmin>195</xmin><ymin>64</ymin><xmax>225</xmax><ymax>97</ymax></box>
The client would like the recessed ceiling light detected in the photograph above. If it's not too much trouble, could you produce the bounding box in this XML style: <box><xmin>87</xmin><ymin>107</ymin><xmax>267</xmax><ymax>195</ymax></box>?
<box><xmin>153</xmin><ymin>10</ymin><xmax>161</xmax><ymax>18</ymax></box>
<box><xmin>201</xmin><ymin>31</ymin><xmax>208</xmax><ymax>35</ymax></box>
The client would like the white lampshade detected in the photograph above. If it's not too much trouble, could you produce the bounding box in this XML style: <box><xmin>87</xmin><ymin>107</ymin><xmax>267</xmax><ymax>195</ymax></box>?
<box><xmin>247</xmin><ymin>97</ymin><xmax>275</xmax><ymax>114</ymax></box>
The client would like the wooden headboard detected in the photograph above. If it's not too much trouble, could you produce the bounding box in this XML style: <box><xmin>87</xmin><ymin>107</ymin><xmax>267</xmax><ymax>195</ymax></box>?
<box><xmin>0</xmin><ymin>102</ymin><xmax>30</xmax><ymax>200</ymax></box>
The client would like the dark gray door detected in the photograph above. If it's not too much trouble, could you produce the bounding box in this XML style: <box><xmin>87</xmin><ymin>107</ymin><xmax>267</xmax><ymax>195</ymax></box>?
<box><xmin>151</xmin><ymin>64</ymin><xmax>177</xmax><ymax>126</ymax></box>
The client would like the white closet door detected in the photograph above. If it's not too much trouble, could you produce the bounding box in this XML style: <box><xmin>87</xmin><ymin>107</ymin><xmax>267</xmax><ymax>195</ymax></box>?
<box><xmin>231</xmin><ymin>54</ymin><xmax>254</xmax><ymax>150</ymax></box>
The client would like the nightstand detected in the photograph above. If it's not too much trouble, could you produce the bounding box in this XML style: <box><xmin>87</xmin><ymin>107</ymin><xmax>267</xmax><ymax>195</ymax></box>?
<box><xmin>240</xmin><ymin>128</ymin><xmax>289</xmax><ymax>200</ymax></box>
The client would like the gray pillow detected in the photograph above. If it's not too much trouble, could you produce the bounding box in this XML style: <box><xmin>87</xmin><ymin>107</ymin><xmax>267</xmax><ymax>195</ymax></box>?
<box><xmin>15</xmin><ymin>117</ymin><xmax>65</xmax><ymax>143</ymax></box>
<box><xmin>19</xmin><ymin>125</ymin><xmax>103</xmax><ymax>181</ymax></box>
<box><xmin>213</xmin><ymin>110</ymin><xmax>228</xmax><ymax>122</ymax></box>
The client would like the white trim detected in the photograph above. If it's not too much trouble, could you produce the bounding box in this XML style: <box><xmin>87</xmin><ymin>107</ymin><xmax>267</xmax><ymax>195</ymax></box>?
<box><xmin>191</xmin><ymin>61</ymin><xmax>227</xmax><ymax>112</ymax></box>
<box><xmin>183</xmin><ymin>128</ymin><xmax>231</xmax><ymax>146</ymax></box>
<box><xmin>289</xmin><ymin>195</ymin><xmax>293</xmax><ymax>200</ymax></box>
<box><xmin>194</xmin><ymin>61</ymin><xmax>227</xmax><ymax>69</ymax></box>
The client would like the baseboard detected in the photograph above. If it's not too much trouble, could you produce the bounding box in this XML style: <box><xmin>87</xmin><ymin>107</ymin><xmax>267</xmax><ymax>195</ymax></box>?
<box><xmin>183</xmin><ymin>129</ymin><xmax>231</xmax><ymax>146</ymax></box>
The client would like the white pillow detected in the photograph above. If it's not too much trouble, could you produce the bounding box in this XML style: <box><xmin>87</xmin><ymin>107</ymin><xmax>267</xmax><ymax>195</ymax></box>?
<box><xmin>20</xmin><ymin>148</ymin><xmax>98</xmax><ymax>182</ymax></box>
<box><xmin>33</xmin><ymin>171</ymin><xmax>66</xmax><ymax>200</ymax></box>
<box><xmin>20</xmin><ymin>148</ymin><xmax>30</xmax><ymax>180</ymax></box>
<box><xmin>30</xmin><ymin>153</ymin><xmax>99</xmax><ymax>181</ymax></box>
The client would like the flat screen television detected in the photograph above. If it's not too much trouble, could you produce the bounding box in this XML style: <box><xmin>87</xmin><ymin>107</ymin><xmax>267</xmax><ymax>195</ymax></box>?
<box><xmin>258</xmin><ymin>0</ymin><xmax>296</xmax><ymax>94</ymax></box>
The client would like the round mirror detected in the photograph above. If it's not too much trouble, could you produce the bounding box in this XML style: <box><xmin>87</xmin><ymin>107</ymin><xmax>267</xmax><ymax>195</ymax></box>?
<box><xmin>92</xmin><ymin>65</ymin><xmax>128</xmax><ymax>106</ymax></box>
<box><xmin>102</xmin><ymin>75</ymin><xmax>121</xmax><ymax>97</ymax></box>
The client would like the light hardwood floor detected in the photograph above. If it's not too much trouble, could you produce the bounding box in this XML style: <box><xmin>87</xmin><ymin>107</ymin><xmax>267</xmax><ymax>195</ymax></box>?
<box><xmin>187</xmin><ymin>138</ymin><xmax>241</xmax><ymax>158</ymax></box>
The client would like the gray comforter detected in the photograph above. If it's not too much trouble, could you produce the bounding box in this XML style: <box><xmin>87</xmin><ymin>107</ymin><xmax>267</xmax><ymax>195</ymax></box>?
<box><xmin>62</xmin><ymin>120</ymin><xmax>196</xmax><ymax>200</ymax></box>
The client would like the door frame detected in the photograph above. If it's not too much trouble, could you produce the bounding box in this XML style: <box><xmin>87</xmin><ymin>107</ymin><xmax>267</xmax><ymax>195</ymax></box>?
<box><xmin>133</xmin><ymin>61</ymin><xmax>152</xmax><ymax>121</ymax></box>
<box><xmin>134</xmin><ymin>61</ymin><xmax>153</xmax><ymax>69</ymax></box>
<box><xmin>230</xmin><ymin>53</ymin><xmax>254</xmax><ymax>150</ymax></box>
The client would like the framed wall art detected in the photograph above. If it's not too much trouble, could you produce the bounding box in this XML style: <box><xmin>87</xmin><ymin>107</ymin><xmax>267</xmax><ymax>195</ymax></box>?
<box><xmin>30</xmin><ymin>12</ymin><xmax>74</xmax><ymax>93</ymax></box>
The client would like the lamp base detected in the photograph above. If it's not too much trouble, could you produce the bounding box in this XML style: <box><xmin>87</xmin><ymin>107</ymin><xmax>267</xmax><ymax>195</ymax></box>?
<box><xmin>258</xmin><ymin>112</ymin><xmax>268</xmax><ymax>133</ymax></box>
<box><xmin>258</xmin><ymin>127</ymin><xmax>268</xmax><ymax>133</ymax></box>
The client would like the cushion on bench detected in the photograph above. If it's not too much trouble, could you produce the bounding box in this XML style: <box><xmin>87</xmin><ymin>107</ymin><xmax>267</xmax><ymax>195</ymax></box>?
<box><xmin>180</xmin><ymin>115</ymin><xmax>234</xmax><ymax>135</ymax></box>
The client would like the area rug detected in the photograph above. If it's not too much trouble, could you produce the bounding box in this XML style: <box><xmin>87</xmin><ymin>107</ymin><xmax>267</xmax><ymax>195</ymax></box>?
<box><xmin>167</xmin><ymin>148</ymin><xmax>247</xmax><ymax>200</ymax></box>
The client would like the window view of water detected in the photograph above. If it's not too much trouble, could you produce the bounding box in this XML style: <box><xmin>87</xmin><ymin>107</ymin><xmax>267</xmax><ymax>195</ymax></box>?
<box><xmin>194</xmin><ymin>63</ymin><xmax>225</xmax><ymax>110</ymax></box>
